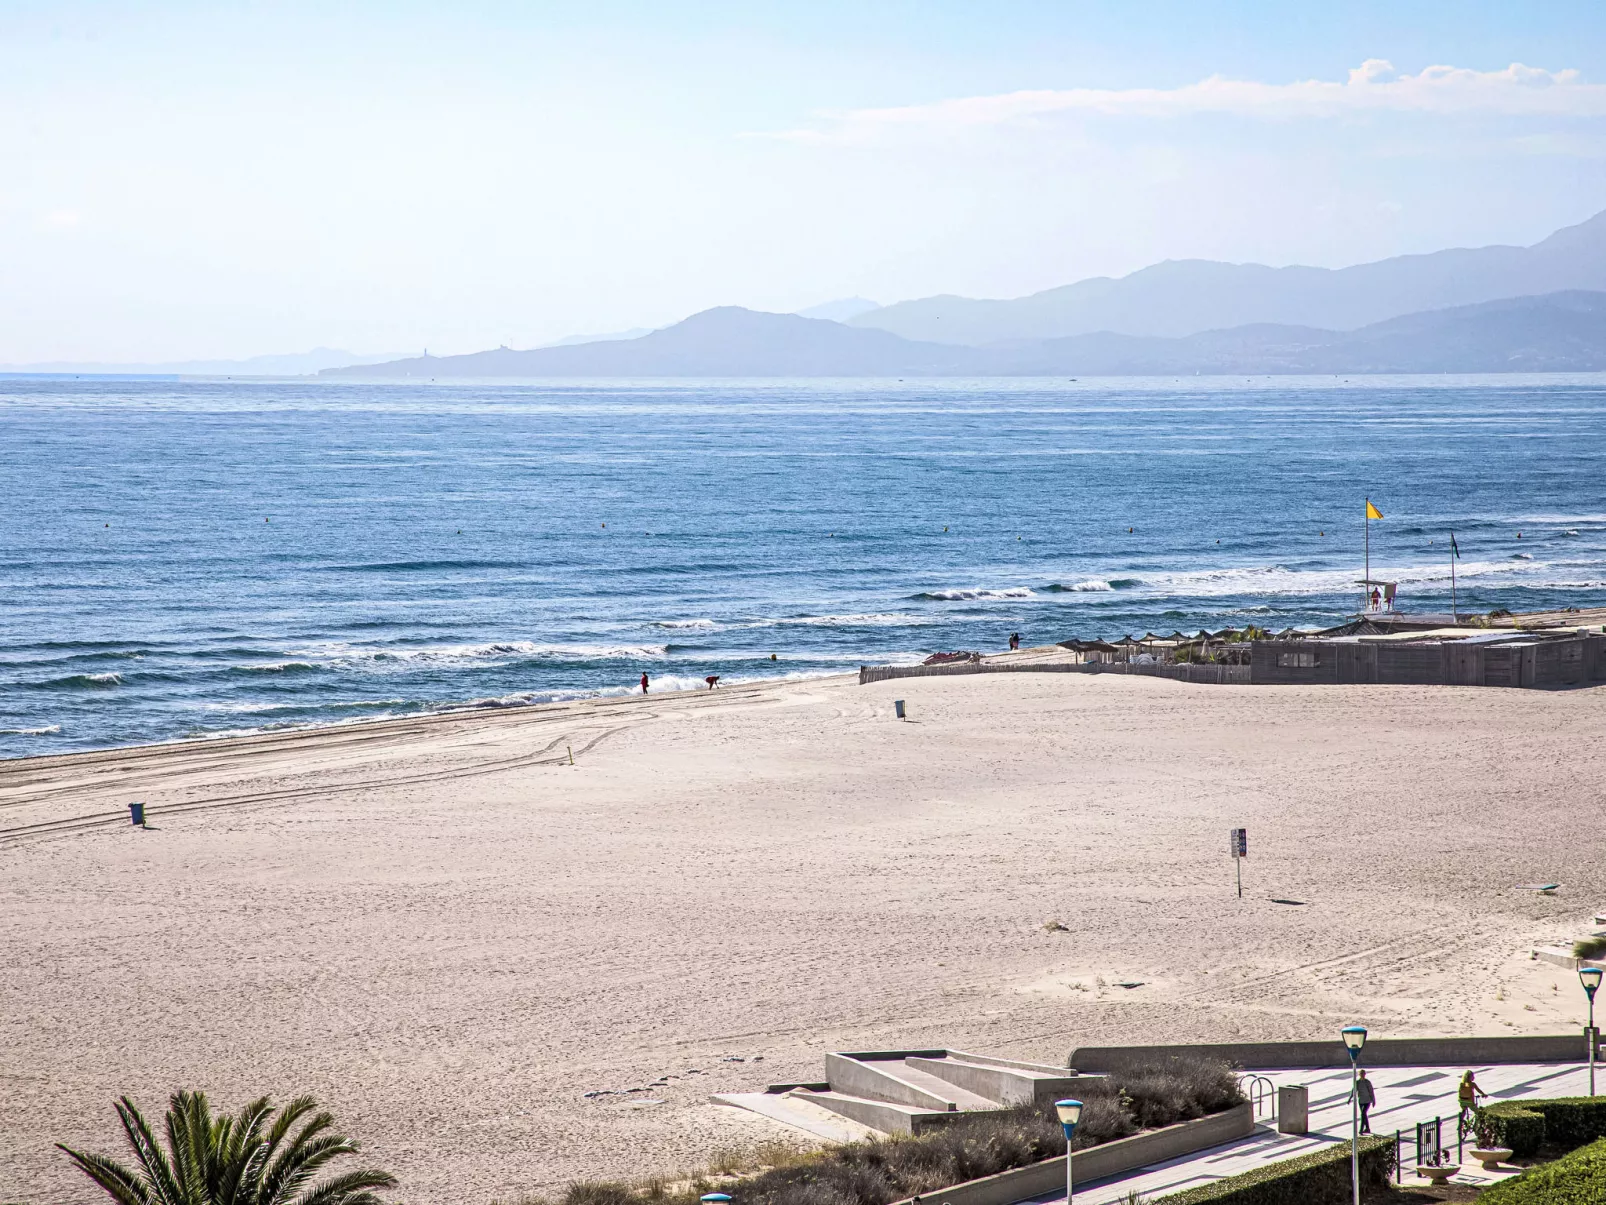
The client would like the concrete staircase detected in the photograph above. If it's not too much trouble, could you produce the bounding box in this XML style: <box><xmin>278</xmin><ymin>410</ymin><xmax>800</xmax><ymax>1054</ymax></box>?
<box><xmin>713</xmin><ymin>1048</ymin><xmax>1091</xmax><ymax>1138</ymax></box>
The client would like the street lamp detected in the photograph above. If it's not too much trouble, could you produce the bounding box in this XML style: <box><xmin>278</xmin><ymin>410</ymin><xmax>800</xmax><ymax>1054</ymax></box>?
<box><xmin>1342</xmin><ymin>1026</ymin><xmax>1367</xmax><ymax>1205</ymax></box>
<box><xmin>1055</xmin><ymin>1099</ymin><xmax>1083</xmax><ymax>1205</ymax></box>
<box><xmin>1582</xmin><ymin>966</ymin><xmax>1602</xmax><ymax>1097</ymax></box>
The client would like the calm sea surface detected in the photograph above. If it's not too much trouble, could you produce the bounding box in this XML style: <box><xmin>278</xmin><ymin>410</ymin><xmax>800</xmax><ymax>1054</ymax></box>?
<box><xmin>3</xmin><ymin>374</ymin><xmax>1606</xmax><ymax>758</ymax></box>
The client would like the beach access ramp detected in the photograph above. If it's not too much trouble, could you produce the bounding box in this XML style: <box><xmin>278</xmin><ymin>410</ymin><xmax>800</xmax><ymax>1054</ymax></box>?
<box><xmin>712</xmin><ymin>1048</ymin><xmax>1084</xmax><ymax>1138</ymax></box>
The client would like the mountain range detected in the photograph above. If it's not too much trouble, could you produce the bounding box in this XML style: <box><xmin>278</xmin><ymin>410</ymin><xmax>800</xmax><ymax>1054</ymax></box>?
<box><xmin>323</xmin><ymin>207</ymin><xmax>1606</xmax><ymax>378</ymax></box>
<box><xmin>848</xmin><ymin>209</ymin><xmax>1606</xmax><ymax>345</ymax></box>
<box><xmin>323</xmin><ymin>290</ymin><xmax>1606</xmax><ymax>378</ymax></box>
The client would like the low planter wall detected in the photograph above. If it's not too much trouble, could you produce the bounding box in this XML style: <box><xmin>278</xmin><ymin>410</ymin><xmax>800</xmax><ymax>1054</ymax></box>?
<box><xmin>896</xmin><ymin>1103</ymin><xmax>1254</xmax><ymax>1205</ymax></box>
<box><xmin>1071</xmin><ymin>1034</ymin><xmax>1587</xmax><ymax>1072</ymax></box>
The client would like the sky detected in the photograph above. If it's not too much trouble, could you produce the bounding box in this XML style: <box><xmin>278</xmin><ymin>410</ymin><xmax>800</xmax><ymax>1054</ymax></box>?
<box><xmin>7</xmin><ymin>1</ymin><xmax>1606</xmax><ymax>362</ymax></box>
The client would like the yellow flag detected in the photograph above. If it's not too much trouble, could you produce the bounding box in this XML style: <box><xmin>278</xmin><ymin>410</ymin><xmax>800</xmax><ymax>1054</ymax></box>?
<box><xmin>1365</xmin><ymin>500</ymin><xmax>1384</xmax><ymax>520</ymax></box>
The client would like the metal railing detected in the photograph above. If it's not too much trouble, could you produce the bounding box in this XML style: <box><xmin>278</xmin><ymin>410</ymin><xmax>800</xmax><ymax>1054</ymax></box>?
<box><xmin>1237</xmin><ymin>1074</ymin><xmax>1276</xmax><ymax>1122</ymax></box>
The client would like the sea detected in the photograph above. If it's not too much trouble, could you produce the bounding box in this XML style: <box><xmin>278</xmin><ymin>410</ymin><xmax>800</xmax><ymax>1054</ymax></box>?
<box><xmin>3</xmin><ymin>373</ymin><xmax>1606</xmax><ymax>759</ymax></box>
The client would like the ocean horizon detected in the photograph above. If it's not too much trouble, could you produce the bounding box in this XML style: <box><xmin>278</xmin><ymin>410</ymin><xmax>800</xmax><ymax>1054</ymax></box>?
<box><xmin>4</xmin><ymin>372</ymin><xmax>1606</xmax><ymax>758</ymax></box>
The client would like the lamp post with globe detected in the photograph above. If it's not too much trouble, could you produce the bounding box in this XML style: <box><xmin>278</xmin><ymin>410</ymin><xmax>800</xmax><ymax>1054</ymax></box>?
<box><xmin>1583</xmin><ymin>965</ymin><xmax>1602</xmax><ymax>1096</ymax></box>
<box><xmin>1055</xmin><ymin>1099</ymin><xmax>1083</xmax><ymax>1205</ymax></box>
<box><xmin>1342</xmin><ymin>1026</ymin><xmax>1368</xmax><ymax>1205</ymax></box>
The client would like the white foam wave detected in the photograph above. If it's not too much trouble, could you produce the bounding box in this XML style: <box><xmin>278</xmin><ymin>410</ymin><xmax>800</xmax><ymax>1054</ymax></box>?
<box><xmin>1126</xmin><ymin>557</ymin><xmax>1554</xmax><ymax>599</ymax></box>
<box><xmin>0</xmin><ymin>724</ymin><xmax>60</xmax><ymax>735</ymax></box>
<box><xmin>201</xmin><ymin>698</ymin><xmax>409</xmax><ymax>715</ymax></box>
<box><xmin>84</xmin><ymin>672</ymin><xmax>122</xmax><ymax>684</ymax></box>
<box><xmin>651</xmin><ymin>618</ymin><xmax>718</xmax><ymax>629</ymax></box>
<box><xmin>1059</xmin><ymin>579</ymin><xmax>1114</xmax><ymax>592</ymax></box>
<box><xmin>280</xmin><ymin>640</ymin><xmax>670</xmax><ymax>669</ymax></box>
<box><xmin>772</xmin><ymin>612</ymin><xmax>928</xmax><ymax>627</ymax></box>
<box><xmin>919</xmin><ymin>587</ymin><xmax>1037</xmax><ymax>601</ymax></box>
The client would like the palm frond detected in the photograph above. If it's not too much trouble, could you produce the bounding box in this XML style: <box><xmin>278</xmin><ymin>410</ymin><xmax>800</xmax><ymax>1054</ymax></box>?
<box><xmin>290</xmin><ymin>1167</ymin><xmax>399</xmax><ymax>1205</ymax></box>
<box><xmin>259</xmin><ymin>1130</ymin><xmax>355</xmax><ymax>1205</ymax></box>
<box><xmin>115</xmin><ymin>1096</ymin><xmax>185</xmax><ymax>1205</ymax></box>
<box><xmin>62</xmin><ymin>1092</ymin><xmax>392</xmax><ymax>1205</ymax></box>
<box><xmin>56</xmin><ymin>1145</ymin><xmax>156</xmax><ymax>1205</ymax></box>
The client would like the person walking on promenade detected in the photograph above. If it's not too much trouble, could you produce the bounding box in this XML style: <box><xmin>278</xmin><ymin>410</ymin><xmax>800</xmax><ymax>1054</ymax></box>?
<box><xmin>1459</xmin><ymin>1071</ymin><xmax>1487</xmax><ymax>1131</ymax></box>
<box><xmin>1354</xmin><ymin>1069</ymin><xmax>1376</xmax><ymax>1134</ymax></box>
<box><xmin>640</xmin><ymin>672</ymin><xmax>649</xmax><ymax>694</ymax></box>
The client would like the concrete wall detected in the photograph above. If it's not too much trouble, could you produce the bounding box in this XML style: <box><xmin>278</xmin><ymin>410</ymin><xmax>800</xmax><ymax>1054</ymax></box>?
<box><xmin>904</xmin><ymin>1057</ymin><xmax>1084</xmax><ymax>1107</ymax></box>
<box><xmin>1071</xmin><ymin>1034</ymin><xmax>1588</xmax><ymax>1072</ymax></box>
<box><xmin>826</xmin><ymin>1052</ymin><xmax>958</xmax><ymax>1111</ymax></box>
<box><xmin>891</xmin><ymin>1104</ymin><xmax>1254</xmax><ymax>1205</ymax></box>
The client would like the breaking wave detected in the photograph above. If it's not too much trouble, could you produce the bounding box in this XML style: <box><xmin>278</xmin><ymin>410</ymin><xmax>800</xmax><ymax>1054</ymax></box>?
<box><xmin>913</xmin><ymin>587</ymin><xmax>1037</xmax><ymax>601</ymax></box>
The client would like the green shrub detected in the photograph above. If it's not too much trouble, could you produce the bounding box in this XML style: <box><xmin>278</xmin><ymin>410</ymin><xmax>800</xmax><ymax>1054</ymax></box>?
<box><xmin>1477</xmin><ymin>1097</ymin><xmax>1606</xmax><ymax>1158</ymax></box>
<box><xmin>1574</xmin><ymin>935</ymin><xmax>1606</xmax><ymax>961</ymax></box>
<box><xmin>1533</xmin><ymin>1097</ymin><xmax>1606</xmax><ymax>1151</ymax></box>
<box><xmin>1477</xmin><ymin>1103</ymin><xmax>1547</xmax><ymax>1157</ymax></box>
<box><xmin>1478</xmin><ymin>1136</ymin><xmax>1606</xmax><ymax>1205</ymax></box>
<box><xmin>535</xmin><ymin>1060</ymin><xmax>1244</xmax><ymax>1205</ymax></box>
<box><xmin>1157</xmin><ymin>1137</ymin><xmax>1393</xmax><ymax>1205</ymax></box>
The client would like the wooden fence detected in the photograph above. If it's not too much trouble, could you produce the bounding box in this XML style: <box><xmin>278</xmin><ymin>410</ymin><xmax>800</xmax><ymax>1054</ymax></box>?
<box><xmin>858</xmin><ymin>661</ymin><xmax>1249</xmax><ymax>686</ymax></box>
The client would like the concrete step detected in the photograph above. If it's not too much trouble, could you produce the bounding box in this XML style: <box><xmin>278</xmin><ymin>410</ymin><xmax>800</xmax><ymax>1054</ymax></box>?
<box><xmin>825</xmin><ymin>1051</ymin><xmax>961</xmax><ymax>1111</ymax></box>
<box><xmin>883</xmin><ymin>1060</ymin><xmax>1000</xmax><ymax>1111</ymax></box>
<box><xmin>1533</xmin><ymin>945</ymin><xmax>1606</xmax><ymax>971</ymax></box>
<box><xmin>709</xmin><ymin>1091</ymin><xmax>881</xmax><ymax>1143</ymax></box>
<box><xmin>789</xmin><ymin>1088</ymin><xmax>957</xmax><ymax>1136</ymax></box>
<box><xmin>906</xmin><ymin>1051</ymin><xmax>1086</xmax><ymax>1107</ymax></box>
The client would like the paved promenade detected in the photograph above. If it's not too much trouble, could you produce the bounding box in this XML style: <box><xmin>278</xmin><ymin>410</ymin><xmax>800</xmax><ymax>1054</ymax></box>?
<box><xmin>1024</xmin><ymin>1060</ymin><xmax>1597</xmax><ymax>1205</ymax></box>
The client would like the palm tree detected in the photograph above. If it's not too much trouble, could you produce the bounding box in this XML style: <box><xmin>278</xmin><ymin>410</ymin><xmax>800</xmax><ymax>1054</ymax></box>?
<box><xmin>58</xmin><ymin>1091</ymin><xmax>396</xmax><ymax>1205</ymax></box>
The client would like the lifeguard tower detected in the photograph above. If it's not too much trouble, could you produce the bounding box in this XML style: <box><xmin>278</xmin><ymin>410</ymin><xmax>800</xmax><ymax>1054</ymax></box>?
<box><xmin>1358</xmin><ymin>579</ymin><xmax>1398</xmax><ymax>613</ymax></box>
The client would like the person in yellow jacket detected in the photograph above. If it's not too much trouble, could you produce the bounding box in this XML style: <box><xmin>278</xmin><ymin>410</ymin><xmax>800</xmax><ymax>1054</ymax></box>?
<box><xmin>1459</xmin><ymin>1070</ymin><xmax>1487</xmax><ymax>1128</ymax></box>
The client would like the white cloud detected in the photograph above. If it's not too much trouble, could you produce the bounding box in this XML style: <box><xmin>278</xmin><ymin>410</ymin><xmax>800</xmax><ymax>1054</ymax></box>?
<box><xmin>776</xmin><ymin>61</ymin><xmax>1606</xmax><ymax>143</ymax></box>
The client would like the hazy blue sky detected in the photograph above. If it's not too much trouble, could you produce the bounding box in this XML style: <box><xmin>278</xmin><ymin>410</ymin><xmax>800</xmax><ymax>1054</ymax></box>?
<box><xmin>7</xmin><ymin>1</ymin><xmax>1606</xmax><ymax>361</ymax></box>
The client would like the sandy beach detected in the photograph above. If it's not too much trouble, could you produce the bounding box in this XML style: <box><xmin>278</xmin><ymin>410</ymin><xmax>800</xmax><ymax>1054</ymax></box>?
<box><xmin>3</xmin><ymin>666</ymin><xmax>1604</xmax><ymax>1204</ymax></box>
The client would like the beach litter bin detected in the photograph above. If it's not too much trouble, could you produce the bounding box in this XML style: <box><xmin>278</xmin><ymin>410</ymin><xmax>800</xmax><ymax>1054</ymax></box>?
<box><xmin>129</xmin><ymin>802</ymin><xmax>145</xmax><ymax>827</ymax></box>
<box><xmin>1277</xmin><ymin>1085</ymin><xmax>1308</xmax><ymax>1134</ymax></box>
<box><xmin>894</xmin><ymin>700</ymin><xmax>906</xmax><ymax>720</ymax></box>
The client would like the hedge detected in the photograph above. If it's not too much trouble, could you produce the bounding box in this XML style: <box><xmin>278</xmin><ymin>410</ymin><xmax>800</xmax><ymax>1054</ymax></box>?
<box><xmin>1476</xmin><ymin>1098</ymin><xmax>1606</xmax><ymax>1159</ymax></box>
<box><xmin>1156</xmin><ymin>1137</ymin><xmax>1394</xmax><ymax>1205</ymax></box>
<box><xmin>1477</xmin><ymin>1136</ymin><xmax>1606</xmax><ymax>1205</ymax></box>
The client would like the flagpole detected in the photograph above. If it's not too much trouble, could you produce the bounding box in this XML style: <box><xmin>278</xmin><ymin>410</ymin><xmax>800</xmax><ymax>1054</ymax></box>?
<box><xmin>1364</xmin><ymin>499</ymin><xmax>1370</xmax><ymax>613</ymax></box>
<box><xmin>1450</xmin><ymin>531</ymin><xmax>1458</xmax><ymax>621</ymax></box>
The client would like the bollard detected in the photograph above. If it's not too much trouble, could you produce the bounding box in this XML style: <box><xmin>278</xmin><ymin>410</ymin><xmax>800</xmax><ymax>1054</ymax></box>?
<box><xmin>894</xmin><ymin>699</ymin><xmax>906</xmax><ymax>720</ymax></box>
<box><xmin>129</xmin><ymin>802</ymin><xmax>145</xmax><ymax>827</ymax></box>
<box><xmin>1276</xmin><ymin>1085</ymin><xmax>1308</xmax><ymax>1134</ymax></box>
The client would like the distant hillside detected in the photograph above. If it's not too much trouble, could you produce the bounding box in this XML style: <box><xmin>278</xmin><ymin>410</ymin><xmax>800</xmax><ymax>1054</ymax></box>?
<box><xmin>1001</xmin><ymin>291</ymin><xmax>1606</xmax><ymax>375</ymax></box>
<box><xmin>850</xmin><ymin>209</ymin><xmax>1606</xmax><ymax>345</ymax></box>
<box><xmin>323</xmin><ymin>292</ymin><xmax>1606</xmax><ymax>379</ymax></box>
<box><xmin>322</xmin><ymin>307</ymin><xmax>983</xmax><ymax>378</ymax></box>
<box><xmin>795</xmin><ymin>297</ymin><xmax>881</xmax><ymax>322</ymax></box>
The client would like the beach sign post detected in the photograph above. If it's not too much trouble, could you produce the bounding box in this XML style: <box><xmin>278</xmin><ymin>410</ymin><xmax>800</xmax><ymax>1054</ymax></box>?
<box><xmin>1449</xmin><ymin>531</ymin><xmax>1462</xmax><ymax>620</ymax></box>
<box><xmin>1364</xmin><ymin>498</ymin><xmax>1383</xmax><ymax>610</ymax></box>
<box><xmin>1229</xmin><ymin>827</ymin><xmax>1247</xmax><ymax>898</ymax></box>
